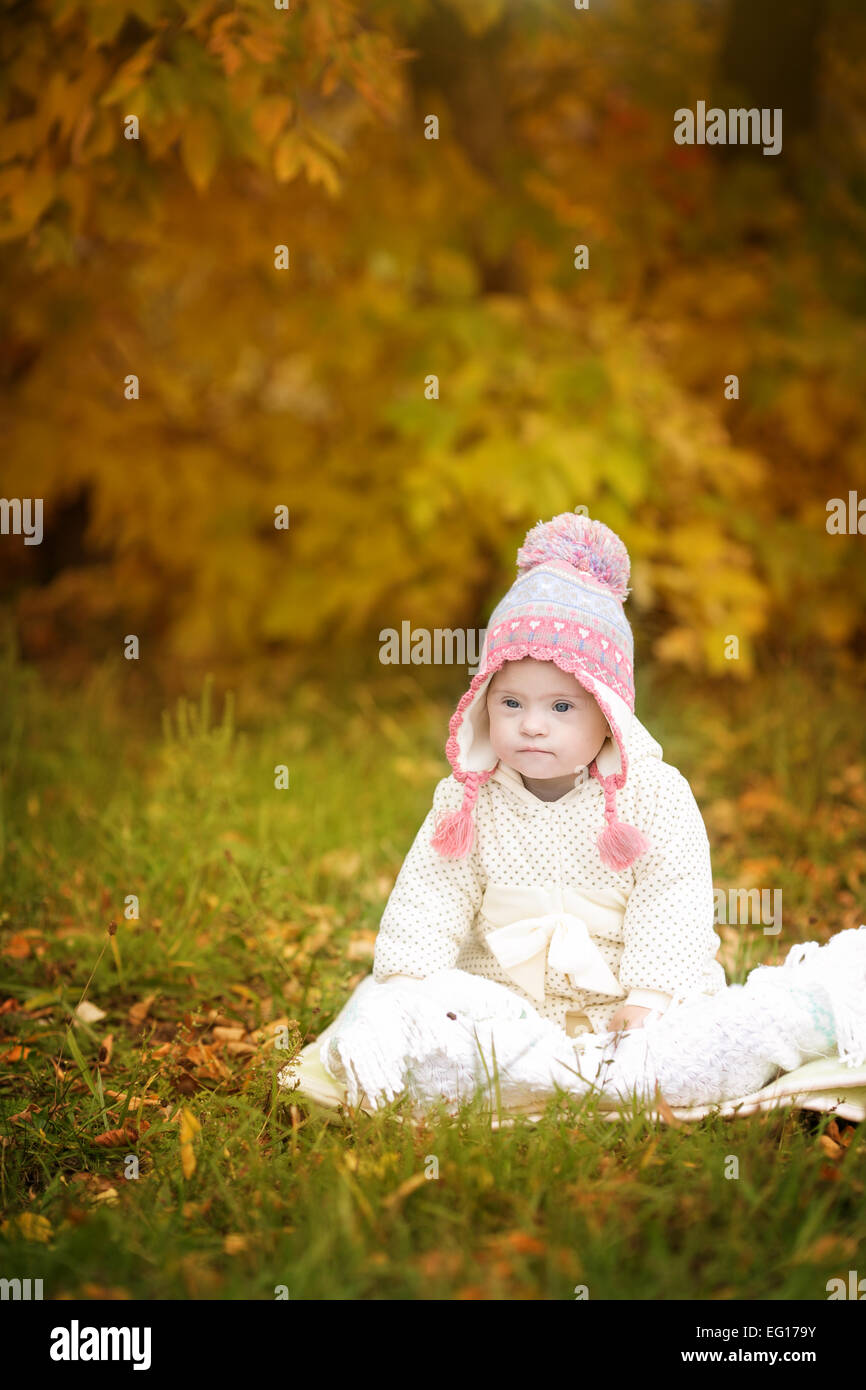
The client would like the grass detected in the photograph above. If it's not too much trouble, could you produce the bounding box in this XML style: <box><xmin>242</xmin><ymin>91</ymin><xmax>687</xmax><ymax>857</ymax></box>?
<box><xmin>0</xmin><ymin>638</ymin><xmax>864</xmax><ymax>1300</ymax></box>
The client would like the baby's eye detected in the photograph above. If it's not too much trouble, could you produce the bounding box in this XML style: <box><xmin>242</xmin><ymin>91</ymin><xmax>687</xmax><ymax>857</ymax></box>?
<box><xmin>503</xmin><ymin>698</ymin><xmax>521</xmax><ymax>709</ymax></box>
<box><xmin>553</xmin><ymin>702</ymin><xmax>573</xmax><ymax>713</ymax></box>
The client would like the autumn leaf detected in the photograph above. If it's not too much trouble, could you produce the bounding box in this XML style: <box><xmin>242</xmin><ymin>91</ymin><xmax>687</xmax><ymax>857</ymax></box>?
<box><xmin>2</xmin><ymin>934</ymin><xmax>32</xmax><ymax>960</ymax></box>
<box><xmin>211</xmin><ymin>1025</ymin><xmax>245</xmax><ymax>1042</ymax></box>
<box><xmin>75</xmin><ymin>1000</ymin><xmax>107</xmax><ymax>1024</ymax></box>
<box><xmin>273</xmin><ymin>129</ymin><xmax>304</xmax><ymax>183</ymax></box>
<box><xmin>179</xmin><ymin>1107</ymin><xmax>201</xmax><ymax>1179</ymax></box>
<box><xmin>1</xmin><ymin>1212</ymin><xmax>53</xmax><ymax>1243</ymax></box>
<box><xmin>8</xmin><ymin>1103</ymin><xmax>42</xmax><ymax>1125</ymax></box>
<box><xmin>180</xmin><ymin>110</ymin><xmax>222</xmax><ymax>194</ymax></box>
<box><xmin>128</xmin><ymin>994</ymin><xmax>157</xmax><ymax>1027</ymax></box>
<box><xmin>92</xmin><ymin>1121</ymin><xmax>149</xmax><ymax>1147</ymax></box>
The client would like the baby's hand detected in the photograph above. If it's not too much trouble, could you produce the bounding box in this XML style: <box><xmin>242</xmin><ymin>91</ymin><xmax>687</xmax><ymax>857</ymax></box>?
<box><xmin>608</xmin><ymin>1004</ymin><xmax>653</xmax><ymax>1034</ymax></box>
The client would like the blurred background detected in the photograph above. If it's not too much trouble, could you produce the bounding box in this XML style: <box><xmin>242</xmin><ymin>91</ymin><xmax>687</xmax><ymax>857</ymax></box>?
<box><xmin>2</xmin><ymin>0</ymin><xmax>865</xmax><ymax>707</ymax></box>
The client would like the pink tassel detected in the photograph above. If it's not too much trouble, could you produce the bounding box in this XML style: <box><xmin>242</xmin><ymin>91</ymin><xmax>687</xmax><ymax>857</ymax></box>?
<box><xmin>597</xmin><ymin>818</ymin><xmax>650</xmax><ymax>871</ymax></box>
<box><xmin>431</xmin><ymin>772</ymin><xmax>484</xmax><ymax>858</ymax></box>
<box><xmin>431</xmin><ymin>807</ymin><xmax>476</xmax><ymax>858</ymax></box>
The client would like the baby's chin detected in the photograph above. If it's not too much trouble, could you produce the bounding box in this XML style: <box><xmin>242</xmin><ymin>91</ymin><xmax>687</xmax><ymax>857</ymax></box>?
<box><xmin>502</xmin><ymin>749</ymin><xmax>580</xmax><ymax>776</ymax></box>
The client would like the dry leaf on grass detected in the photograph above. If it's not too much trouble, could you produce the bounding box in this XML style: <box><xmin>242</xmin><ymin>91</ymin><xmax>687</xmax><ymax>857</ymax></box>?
<box><xmin>179</xmin><ymin>1107</ymin><xmax>201</xmax><ymax>1179</ymax></box>
<box><xmin>8</xmin><ymin>1103</ymin><xmax>42</xmax><ymax>1125</ymax></box>
<box><xmin>791</xmin><ymin>1234</ymin><xmax>858</xmax><ymax>1265</ymax></box>
<box><xmin>74</xmin><ymin>1001</ymin><xmax>107</xmax><ymax>1024</ymax></box>
<box><xmin>1</xmin><ymin>1212</ymin><xmax>52</xmax><ymax>1242</ymax></box>
<box><xmin>92</xmin><ymin>1121</ymin><xmax>150</xmax><ymax>1147</ymax></box>
<box><xmin>128</xmin><ymin>994</ymin><xmax>157</xmax><ymax>1027</ymax></box>
<box><xmin>2</xmin><ymin>934</ymin><xmax>32</xmax><ymax>960</ymax></box>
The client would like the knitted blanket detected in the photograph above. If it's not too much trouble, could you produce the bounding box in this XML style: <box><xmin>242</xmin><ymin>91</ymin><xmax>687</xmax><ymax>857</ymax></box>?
<box><xmin>277</xmin><ymin>969</ymin><xmax>866</xmax><ymax>1123</ymax></box>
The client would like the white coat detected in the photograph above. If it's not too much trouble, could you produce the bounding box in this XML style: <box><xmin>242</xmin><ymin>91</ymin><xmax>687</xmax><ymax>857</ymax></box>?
<box><xmin>372</xmin><ymin>716</ymin><xmax>727</xmax><ymax>1036</ymax></box>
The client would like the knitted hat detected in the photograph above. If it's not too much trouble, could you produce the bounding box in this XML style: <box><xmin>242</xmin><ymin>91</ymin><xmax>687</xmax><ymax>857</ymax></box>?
<box><xmin>431</xmin><ymin>511</ymin><xmax>651</xmax><ymax>872</ymax></box>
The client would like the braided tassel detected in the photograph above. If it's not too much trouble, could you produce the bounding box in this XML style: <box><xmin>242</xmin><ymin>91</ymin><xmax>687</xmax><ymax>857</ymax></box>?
<box><xmin>596</xmin><ymin>776</ymin><xmax>650</xmax><ymax>871</ymax></box>
<box><xmin>431</xmin><ymin>773</ymin><xmax>482</xmax><ymax>858</ymax></box>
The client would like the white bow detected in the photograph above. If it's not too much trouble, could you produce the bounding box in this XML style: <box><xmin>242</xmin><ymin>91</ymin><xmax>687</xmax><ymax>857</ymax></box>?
<box><xmin>484</xmin><ymin>912</ymin><xmax>623</xmax><ymax>1004</ymax></box>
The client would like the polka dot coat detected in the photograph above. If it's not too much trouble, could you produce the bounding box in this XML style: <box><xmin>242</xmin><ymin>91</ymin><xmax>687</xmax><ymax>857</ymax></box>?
<box><xmin>372</xmin><ymin>717</ymin><xmax>727</xmax><ymax>1036</ymax></box>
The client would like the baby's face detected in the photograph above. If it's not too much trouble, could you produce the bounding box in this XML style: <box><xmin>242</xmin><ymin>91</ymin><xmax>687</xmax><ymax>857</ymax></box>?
<box><xmin>486</xmin><ymin>658</ymin><xmax>610</xmax><ymax>779</ymax></box>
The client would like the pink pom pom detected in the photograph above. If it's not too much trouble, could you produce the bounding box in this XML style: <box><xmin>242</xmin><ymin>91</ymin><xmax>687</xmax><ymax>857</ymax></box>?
<box><xmin>516</xmin><ymin>512</ymin><xmax>630</xmax><ymax>600</ymax></box>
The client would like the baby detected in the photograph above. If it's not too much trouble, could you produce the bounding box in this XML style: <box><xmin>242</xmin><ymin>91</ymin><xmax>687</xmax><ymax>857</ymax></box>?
<box><xmin>311</xmin><ymin>511</ymin><xmax>866</xmax><ymax>1114</ymax></box>
<box><xmin>372</xmin><ymin>512</ymin><xmax>727</xmax><ymax>1043</ymax></box>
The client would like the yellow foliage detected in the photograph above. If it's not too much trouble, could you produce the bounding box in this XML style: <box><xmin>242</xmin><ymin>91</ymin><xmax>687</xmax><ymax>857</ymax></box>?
<box><xmin>1</xmin><ymin>0</ymin><xmax>864</xmax><ymax>682</ymax></box>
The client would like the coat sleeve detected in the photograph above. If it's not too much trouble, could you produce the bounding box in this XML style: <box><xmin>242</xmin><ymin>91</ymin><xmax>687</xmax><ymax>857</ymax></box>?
<box><xmin>616</xmin><ymin>762</ymin><xmax>724</xmax><ymax>1004</ymax></box>
<box><xmin>372</xmin><ymin>776</ymin><xmax>485</xmax><ymax>982</ymax></box>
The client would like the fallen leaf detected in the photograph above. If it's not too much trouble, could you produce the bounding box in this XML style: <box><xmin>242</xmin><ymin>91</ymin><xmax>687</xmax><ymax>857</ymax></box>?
<box><xmin>75</xmin><ymin>1001</ymin><xmax>107</xmax><ymax>1024</ymax></box>
<box><xmin>228</xmin><ymin>983</ymin><xmax>258</xmax><ymax>1001</ymax></box>
<box><xmin>0</xmin><ymin>1045</ymin><xmax>31</xmax><ymax>1062</ymax></box>
<box><xmin>92</xmin><ymin>1188</ymin><xmax>120</xmax><ymax>1205</ymax></box>
<box><xmin>103</xmin><ymin>1091</ymin><xmax>159</xmax><ymax>1108</ymax></box>
<box><xmin>223</xmin><ymin>1234</ymin><xmax>248</xmax><ymax>1255</ymax></box>
<box><xmin>212</xmin><ymin>1026</ymin><xmax>245</xmax><ymax>1042</ymax></box>
<box><xmin>179</xmin><ymin>1107</ymin><xmax>201</xmax><ymax>1179</ymax></box>
<box><xmin>496</xmin><ymin>1231</ymin><xmax>546</xmax><ymax>1256</ymax></box>
<box><xmin>97</xmin><ymin>1034</ymin><xmax>114</xmax><ymax>1067</ymax></box>
<box><xmin>1</xmin><ymin>1212</ymin><xmax>52</xmax><ymax>1242</ymax></box>
<box><xmin>826</xmin><ymin>1119</ymin><xmax>854</xmax><ymax>1149</ymax></box>
<box><xmin>792</xmin><ymin>1234</ymin><xmax>857</xmax><ymax>1265</ymax></box>
<box><xmin>128</xmin><ymin>994</ymin><xmax>157</xmax><ymax>1027</ymax></box>
<box><xmin>2</xmin><ymin>934</ymin><xmax>31</xmax><ymax>959</ymax></box>
<box><xmin>819</xmin><ymin>1134</ymin><xmax>844</xmax><ymax>1160</ymax></box>
<box><xmin>92</xmin><ymin>1122</ymin><xmax>149</xmax><ymax>1147</ymax></box>
<box><xmin>8</xmin><ymin>1103</ymin><xmax>42</xmax><ymax>1125</ymax></box>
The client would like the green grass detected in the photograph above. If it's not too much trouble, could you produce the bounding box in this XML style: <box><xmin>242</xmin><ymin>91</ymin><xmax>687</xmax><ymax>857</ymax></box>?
<box><xmin>0</xmin><ymin>639</ymin><xmax>864</xmax><ymax>1299</ymax></box>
